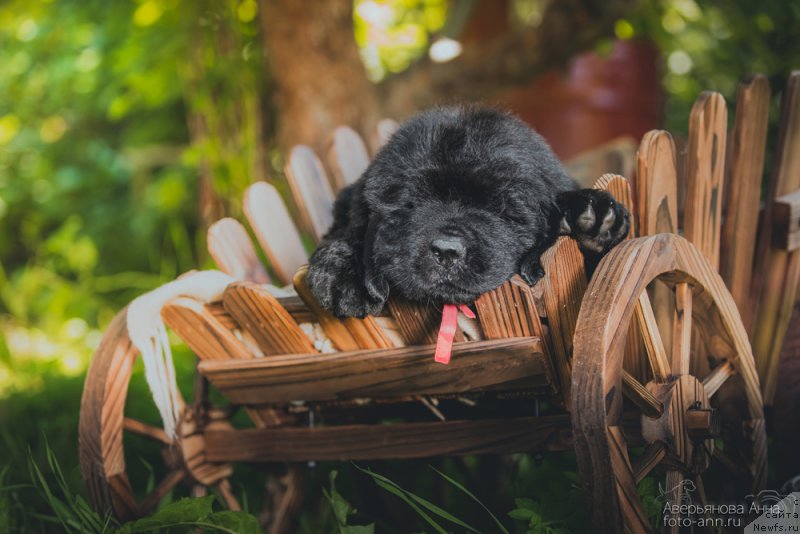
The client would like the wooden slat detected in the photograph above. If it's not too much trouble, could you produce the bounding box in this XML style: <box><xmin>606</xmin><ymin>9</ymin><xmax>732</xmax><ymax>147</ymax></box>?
<box><xmin>773</xmin><ymin>189</ymin><xmax>800</xmax><ymax>251</ymax></box>
<box><xmin>293</xmin><ymin>265</ymin><xmax>395</xmax><ymax>351</ymax></box>
<box><xmin>752</xmin><ymin>71</ymin><xmax>800</xmax><ymax>403</ymax></box>
<box><xmin>373</xmin><ymin>118</ymin><xmax>399</xmax><ymax>152</ymax></box>
<box><xmin>595</xmin><ymin>174</ymin><xmax>650</xmax><ymax>383</ymax></box>
<box><xmin>327</xmin><ymin>125</ymin><xmax>370</xmax><ymax>191</ymax></box>
<box><xmin>284</xmin><ymin>145</ymin><xmax>335</xmax><ymax>242</ymax></box>
<box><xmin>636</xmin><ymin>130</ymin><xmax>678</xmax><ymax>236</ymax></box>
<box><xmin>205</xmin><ymin>302</ymin><xmax>240</xmax><ymax>331</ymax></box>
<box><xmin>565</xmin><ymin>137</ymin><xmax>637</xmax><ymax>188</ymax></box>
<box><xmin>199</xmin><ymin>337</ymin><xmax>551</xmax><ymax>404</ymax></box>
<box><xmin>162</xmin><ymin>298</ymin><xmax>284</xmax><ymax>428</ymax></box>
<box><xmin>539</xmin><ymin>237</ymin><xmax>587</xmax><ymax>407</ymax></box>
<box><xmin>387</xmin><ymin>297</ymin><xmax>463</xmax><ymax>346</ymax></box>
<box><xmin>207</xmin><ymin>218</ymin><xmax>271</xmax><ymax>284</ymax></box>
<box><xmin>222</xmin><ymin>281</ymin><xmax>316</xmax><ymax>356</ymax></box>
<box><xmin>684</xmin><ymin>92</ymin><xmax>727</xmax><ymax>385</ymax></box>
<box><xmin>162</xmin><ymin>298</ymin><xmax>254</xmax><ymax>361</ymax></box>
<box><xmin>720</xmin><ymin>75</ymin><xmax>770</xmax><ymax>314</ymax></box>
<box><xmin>636</xmin><ymin>131</ymin><xmax>679</xmax><ymax>376</ymax></box>
<box><xmin>243</xmin><ymin>182</ymin><xmax>308</xmax><ymax>285</ymax></box>
<box><xmin>208</xmin><ymin>298</ymin><xmax>315</xmax><ymax>327</ymax></box>
<box><xmin>475</xmin><ymin>275</ymin><xmax>544</xmax><ymax>340</ymax></box>
<box><xmin>684</xmin><ymin>91</ymin><xmax>727</xmax><ymax>270</ymax></box>
<box><xmin>593</xmin><ymin>173</ymin><xmax>635</xmax><ymax>230</ymax></box>
<box><xmin>474</xmin><ymin>276</ymin><xmax>557</xmax><ymax>396</ymax></box>
<box><xmin>771</xmin><ymin>299</ymin><xmax>800</xmax><ymax>476</ymax></box>
<box><xmin>205</xmin><ymin>415</ymin><xmax>574</xmax><ymax>462</ymax></box>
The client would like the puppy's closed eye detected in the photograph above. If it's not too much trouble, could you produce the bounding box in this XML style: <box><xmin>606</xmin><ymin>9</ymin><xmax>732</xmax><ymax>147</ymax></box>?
<box><xmin>499</xmin><ymin>201</ymin><xmax>528</xmax><ymax>225</ymax></box>
<box><xmin>501</xmin><ymin>209</ymin><xmax>527</xmax><ymax>225</ymax></box>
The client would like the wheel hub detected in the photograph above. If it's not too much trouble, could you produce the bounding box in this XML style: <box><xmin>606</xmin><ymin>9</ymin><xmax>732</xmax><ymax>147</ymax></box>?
<box><xmin>179</xmin><ymin>410</ymin><xmax>234</xmax><ymax>486</ymax></box>
<box><xmin>641</xmin><ymin>375</ymin><xmax>716</xmax><ymax>473</ymax></box>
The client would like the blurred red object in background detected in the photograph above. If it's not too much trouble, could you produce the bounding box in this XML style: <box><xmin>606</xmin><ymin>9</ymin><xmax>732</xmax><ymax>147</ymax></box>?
<box><xmin>501</xmin><ymin>39</ymin><xmax>662</xmax><ymax>160</ymax></box>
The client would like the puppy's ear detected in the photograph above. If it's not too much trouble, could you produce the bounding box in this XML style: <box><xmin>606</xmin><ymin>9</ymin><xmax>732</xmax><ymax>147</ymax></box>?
<box><xmin>363</xmin><ymin>214</ymin><xmax>390</xmax><ymax>303</ymax></box>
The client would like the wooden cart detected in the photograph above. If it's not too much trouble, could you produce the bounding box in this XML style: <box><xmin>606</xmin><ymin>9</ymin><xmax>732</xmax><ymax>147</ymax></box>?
<box><xmin>79</xmin><ymin>73</ymin><xmax>800</xmax><ymax>533</ymax></box>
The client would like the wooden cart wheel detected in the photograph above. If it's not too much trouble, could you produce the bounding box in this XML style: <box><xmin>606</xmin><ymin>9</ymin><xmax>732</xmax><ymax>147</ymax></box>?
<box><xmin>572</xmin><ymin>234</ymin><xmax>767</xmax><ymax>534</ymax></box>
<box><xmin>79</xmin><ymin>308</ymin><xmax>242</xmax><ymax>521</ymax></box>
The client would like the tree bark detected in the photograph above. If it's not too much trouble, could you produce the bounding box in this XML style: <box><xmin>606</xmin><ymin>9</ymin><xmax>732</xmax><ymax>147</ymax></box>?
<box><xmin>260</xmin><ymin>0</ymin><xmax>381</xmax><ymax>155</ymax></box>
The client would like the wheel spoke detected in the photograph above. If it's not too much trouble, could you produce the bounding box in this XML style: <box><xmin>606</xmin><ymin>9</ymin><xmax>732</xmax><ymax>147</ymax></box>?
<box><xmin>140</xmin><ymin>469</ymin><xmax>185</xmax><ymax>515</ymax></box>
<box><xmin>607</xmin><ymin>426</ymin><xmax>652</xmax><ymax>533</ymax></box>
<box><xmin>712</xmin><ymin>447</ymin><xmax>750</xmax><ymax>481</ymax></box>
<box><xmin>663</xmin><ymin>470</ymin><xmax>685</xmax><ymax>534</ymax></box>
<box><xmin>123</xmin><ymin>417</ymin><xmax>173</xmax><ymax>445</ymax></box>
<box><xmin>671</xmin><ymin>283</ymin><xmax>693</xmax><ymax>375</ymax></box>
<box><xmin>632</xmin><ymin>442</ymin><xmax>666</xmax><ymax>483</ymax></box>
<box><xmin>694</xmin><ymin>476</ymin><xmax>722</xmax><ymax>534</ymax></box>
<box><xmin>217</xmin><ymin>479</ymin><xmax>242</xmax><ymax>511</ymax></box>
<box><xmin>635</xmin><ymin>292</ymin><xmax>671</xmax><ymax>382</ymax></box>
<box><xmin>622</xmin><ymin>371</ymin><xmax>664</xmax><ymax>418</ymax></box>
<box><xmin>702</xmin><ymin>361</ymin><xmax>734</xmax><ymax>398</ymax></box>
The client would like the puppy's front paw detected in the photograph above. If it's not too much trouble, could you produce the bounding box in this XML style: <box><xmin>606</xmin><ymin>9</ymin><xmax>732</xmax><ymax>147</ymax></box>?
<box><xmin>558</xmin><ymin>189</ymin><xmax>630</xmax><ymax>254</ymax></box>
<box><xmin>307</xmin><ymin>242</ymin><xmax>385</xmax><ymax>319</ymax></box>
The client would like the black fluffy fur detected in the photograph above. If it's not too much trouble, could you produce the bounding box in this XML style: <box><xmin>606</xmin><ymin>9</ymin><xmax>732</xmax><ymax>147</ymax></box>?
<box><xmin>307</xmin><ymin>106</ymin><xmax>630</xmax><ymax>318</ymax></box>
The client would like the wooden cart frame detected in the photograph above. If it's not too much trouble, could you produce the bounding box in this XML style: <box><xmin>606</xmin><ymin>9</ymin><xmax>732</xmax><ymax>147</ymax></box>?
<box><xmin>80</xmin><ymin>73</ymin><xmax>800</xmax><ymax>533</ymax></box>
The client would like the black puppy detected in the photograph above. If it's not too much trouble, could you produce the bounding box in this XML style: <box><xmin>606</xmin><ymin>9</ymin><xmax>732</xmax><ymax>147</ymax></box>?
<box><xmin>307</xmin><ymin>106</ymin><xmax>630</xmax><ymax>318</ymax></box>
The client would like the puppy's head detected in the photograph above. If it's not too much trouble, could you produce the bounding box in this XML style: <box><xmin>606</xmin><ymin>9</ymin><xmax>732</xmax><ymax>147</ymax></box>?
<box><xmin>362</xmin><ymin>106</ymin><xmax>569</xmax><ymax>304</ymax></box>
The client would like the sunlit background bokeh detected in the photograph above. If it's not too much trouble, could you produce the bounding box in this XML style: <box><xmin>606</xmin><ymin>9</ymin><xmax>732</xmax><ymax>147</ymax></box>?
<box><xmin>2</xmin><ymin>0</ymin><xmax>798</xmax><ymax>395</ymax></box>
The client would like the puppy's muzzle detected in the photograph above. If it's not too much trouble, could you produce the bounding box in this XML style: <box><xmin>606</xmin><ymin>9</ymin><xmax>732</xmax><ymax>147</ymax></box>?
<box><xmin>430</xmin><ymin>236</ymin><xmax>466</xmax><ymax>268</ymax></box>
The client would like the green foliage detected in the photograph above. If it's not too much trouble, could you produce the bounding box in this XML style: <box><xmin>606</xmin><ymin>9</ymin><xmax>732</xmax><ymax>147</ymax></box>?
<box><xmin>508</xmin><ymin>498</ymin><xmax>569</xmax><ymax>534</ymax></box>
<box><xmin>617</xmin><ymin>0</ymin><xmax>800</xmax><ymax>134</ymax></box>
<box><xmin>14</xmin><ymin>441</ymin><xmax>262</xmax><ymax>534</ymax></box>
<box><xmin>0</xmin><ymin>0</ymin><xmax>265</xmax><ymax>398</ymax></box>
<box><xmin>429</xmin><ymin>466</ymin><xmax>509</xmax><ymax>533</ymax></box>
<box><xmin>118</xmin><ymin>497</ymin><xmax>260</xmax><ymax>534</ymax></box>
<box><xmin>324</xmin><ymin>471</ymin><xmax>375</xmax><ymax>534</ymax></box>
<box><xmin>638</xmin><ymin>476</ymin><xmax>665</xmax><ymax>529</ymax></box>
<box><xmin>357</xmin><ymin>463</ymin><xmax>511</xmax><ymax>533</ymax></box>
<box><xmin>509</xmin><ymin>454</ymin><xmax>592</xmax><ymax>534</ymax></box>
<box><xmin>354</xmin><ymin>0</ymin><xmax>449</xmax><ymax>81</ymax></box>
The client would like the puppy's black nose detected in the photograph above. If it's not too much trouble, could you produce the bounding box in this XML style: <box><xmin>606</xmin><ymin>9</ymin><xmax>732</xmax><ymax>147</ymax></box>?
<box><xmin>431</xmin><ymin>237</ymin><xmax>466</xmax><ymax>266</ymax></box>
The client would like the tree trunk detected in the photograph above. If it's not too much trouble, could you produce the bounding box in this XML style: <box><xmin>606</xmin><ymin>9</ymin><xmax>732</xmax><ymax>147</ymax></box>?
<box><xmin>260</xmin><ymin>0</ymin><xmax>381</xmax><ymax>155</ymax></box>
<box><xmin>259</xmin><ymin>0</ymin><xmax>634</xmax><ymax>154</ymax></box>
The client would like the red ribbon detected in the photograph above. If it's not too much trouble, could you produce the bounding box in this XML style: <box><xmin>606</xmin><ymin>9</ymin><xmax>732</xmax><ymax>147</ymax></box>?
<box><xmin>434</xmin><ymin>304</ymin><xmax>476</xmax><ymax>364</ymax></box>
